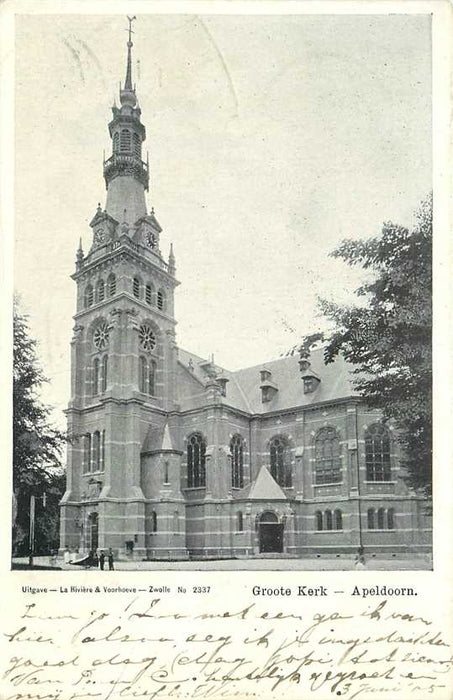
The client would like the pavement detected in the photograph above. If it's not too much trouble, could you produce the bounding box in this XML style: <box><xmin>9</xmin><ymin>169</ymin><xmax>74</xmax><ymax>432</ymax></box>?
<box><xmin>12</xmin><ymin>555</ymin><xmax>432</xmax><ymax>571</ymax></box>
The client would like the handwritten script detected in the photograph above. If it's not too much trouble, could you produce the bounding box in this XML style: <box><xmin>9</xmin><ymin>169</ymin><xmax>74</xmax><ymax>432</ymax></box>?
<box><xmin>1</xmin><ymin>594</ymin><xmax>452</xmax><ymax>699</ymax></box>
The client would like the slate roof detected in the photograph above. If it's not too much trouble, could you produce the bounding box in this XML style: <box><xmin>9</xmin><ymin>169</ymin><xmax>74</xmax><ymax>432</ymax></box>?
<box><xmin>176</xmin><ymin>346</ymin><xmax>358</xmax><ymax>414</ymax></box>
<box><xmin>234</xmin><ymin>466</ymin><xmax>288</xmax><ymax>501</ymax></box>
<box><xmin>161</xmin><ymin>422</ymin><xmax>173</xmax><ymax>450</ymax></box>
<box><xmin>178</xmin><ymin>348</ymin><xmax>211</xmax><ymax>387</ymax></box>
<box><xmin>142</xmin><ymin>421</ymin><xmax>177</xmax><ymax>453</ymax></box>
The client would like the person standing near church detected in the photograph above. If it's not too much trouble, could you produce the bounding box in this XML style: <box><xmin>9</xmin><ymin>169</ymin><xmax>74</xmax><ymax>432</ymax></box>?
<box><xmin>99</xmin><ymin>550</ymin><xmax>105</xmax><ymax>570</ymax></box>
<box><xmin>354</xmin><ymin>546</ymin><xmax>366</xmax><ymax>569</ymax></box>
<box><xmin>108</xmin><ymin>548</ymin><xmax>114</xmax><ymax>571</ymax></box>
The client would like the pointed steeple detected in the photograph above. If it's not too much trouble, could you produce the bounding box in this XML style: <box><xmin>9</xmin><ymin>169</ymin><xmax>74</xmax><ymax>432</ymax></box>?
<box><xmin>103</xmin><ymin>16</ymin><xmax>149</xmax><ymax>223</ymax></box>
<box><xmin>75</xmin><ymin>237</ymin><xmax>84</xmax><ymax>271</ymax></box>
<box><xmin>124</xmin><ymin>16</ymin><xmax>135</xmax><ymax>91</ymax></box>
<box><xmin>168</xmin><ymin>243</ymin><xmax>176</xmax><ymax>274</ymax></box>
<box><xmin>119</xmin><ymin>17</ymin><xmax>137</xmax><ymax>108</ymax></box>
<box><xmin>162</xmin><ymin>422</ymin><xmax>173</xmax><ymax>451</ymax></box>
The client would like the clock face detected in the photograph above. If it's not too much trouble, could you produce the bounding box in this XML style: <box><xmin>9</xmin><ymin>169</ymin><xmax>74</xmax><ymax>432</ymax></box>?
<box><xmin>144</xmin><ymin>230</ymin><xmax>157</xmax><ymax>248</ymax></box>
<box><xmin>94</xmin><ymin>228</ymin><xmax>105</xmax><ymax>245</ymax></box>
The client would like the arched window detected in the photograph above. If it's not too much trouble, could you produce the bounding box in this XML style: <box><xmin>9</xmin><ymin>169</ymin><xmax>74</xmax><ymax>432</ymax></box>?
<box><xmin>325</xmin><ymin>510</ymin><xmax>333</xmax><ymax>531</ymax></box>
<box><xmin>314</xmin><ymin>427</ymin><xmax>342</xmax><ymax>484</ymax></box>
<box><xmin>138</xmin><ymin>357</ymin><xmax>155</xmax><ymax>395</ymax></box>
<box><xmin>145</xmin><ymin>283</ymin><xmax>153</xmax><ymax>305</ymax></box>
<box><xmin>133</xmin><ymin>132</ymin><xmax>141</xmax><ymax>157</ymax></box>
<box><xmin>187</xmin><ymin>433</ymin><xmax>206</xmax><ymax>488</ymax></box>
<box><xmin>83</xmin><ymin>434</ymin><xmax>91</xmax><ymax>473</ymax></box>
<box><xmin>270</xmin><ymin>436</ymin><xmax>291</xmax><ymax>487</ymax></box>
<box><xmin>259</xmin><ymin>511</ymin><xmax>278</xmax><ymax>524</ymax></box>
<box><xmin>93</xmin><ymin>431</ymin><xmax>100</xmax><ymax>471</ymax></box>
<box><xmin>101</xmin><ymin>355</ymin><xmax>108</xmax><ymax>392</ymax></box>
<box><xmin>100</xmin><ymin>430</ymin><xmax>105</xmax><ymax>471</ymax></box>
<box><xmin>113</xmin><ymin>132</ymin><xmax>119</xmax><ymax>153</ymax></box>
<box><xmin>367</xmin><ymin>508</ymin><xmax>375</xmax><ymax>529</ymax></box>
<box><xmin>230</xmin><ymin>435</ymin><xmax>244</xmax><ymax>489</ymax></box>
<box><xmin>237</xmin><ymin>511</ymin><xmax>244</xmax><ymax>532</ymax></box>
<box><xmin>139</xmin><ymin>356</ymin><xmax>147</xmax><ymax>394</ymax></box>
<box><xmin>85</xmin><ymin>284</ymin><xmax>94</xmax><ymax>308</ymax></box>
<box><xmin>133</xmin><ymin>277</ymin><xmax>141</xmax><ymax>299</ymax></box>
<box><xmin>387</xmin><ymin>507</ymin><xmax>395</xmax><ymax>530</ymax></box>
<box><xmin>93</xmin><ymin>358</ymin><xmax>100</xmax><ymax>395</ymax></box>
<box><xmin>377</xmin><ymin>507</ymin><xmax>385</xmax><ymax>530</ymax></box>
<box><xmin>164</xmin><ymin>461</ymin><xmax>169</xmax><ymax>484</ymax></box>
<box><xmin>315</xmin><ymin>510</ymin><xmax>323</xmax><ymax>531</ymax></box>
<box><xmin>334</xmin><ymin>509</ymin><xmax>343</xmax><ymax>530</ymax></box>
<box><xmin>120</xmin><ymin>129</ymin><xmax>131</xmax><ymax>151</ymax></box>
<box><xmin>365</xmin><ymin>424</ymin><xmax>391</xmax><ymax>481</ymax></box>
<box><xmin>151</xmin><ymin>511</ymin><xmax>157</xmax><ymax>533</ymax></box>
<box><xmin>108</xmin><ymin>274</ymin><xmax>116</xmax><ymax>297</ymax></box>
<box><xmin>148</xmin><ymin>360</ymin><xmax>156</xmax><ymax>395</ymax></box>
<box><xmin>96</xmin><ymin>280</ymin><xmax>105</xmax><ymax>303</ymax></box>
<box><xmin>157</xmin><ymin>289</ymin><xmax>165</xmax><ymax>311</ymax></box>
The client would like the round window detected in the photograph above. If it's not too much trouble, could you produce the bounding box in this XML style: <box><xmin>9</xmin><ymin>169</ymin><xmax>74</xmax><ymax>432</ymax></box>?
<box><xmin>139</xmin><ymin>324</ymin><xmax>156</xmax><ymax>351</ymax></box>
<box><xmin>93</xmin><ymin>323</ymin><xmax>109</xmax><ymax>350</ymax></box>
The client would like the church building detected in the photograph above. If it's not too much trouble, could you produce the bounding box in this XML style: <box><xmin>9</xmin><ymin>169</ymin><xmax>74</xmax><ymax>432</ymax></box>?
<box><xmin>59</xmin><ymin>24</ymin><xmax>432</xmax><ymax>561</ymax></box>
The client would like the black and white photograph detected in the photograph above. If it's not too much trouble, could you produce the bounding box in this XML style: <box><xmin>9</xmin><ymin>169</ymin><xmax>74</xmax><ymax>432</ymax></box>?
<box><xmin>3</xmin><ymin>3</ymin><xmax>453</xmax><ymax>700</ymax></box>
<box><xmin>11</xmin><ymin>10</ymin><xmax>433</xmax><ymax>572</ymax></box>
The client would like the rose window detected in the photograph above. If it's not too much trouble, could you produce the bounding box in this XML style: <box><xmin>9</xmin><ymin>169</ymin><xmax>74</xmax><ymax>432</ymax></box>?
<box><xmin>139</xmin><ymin>324</ymin><xmax>156</xmax><ymax>351</ymax></box>
<box><xmin>93</xmin><ymin>323</ymin><xmax>109</xmax><ymax>350</ymax></box>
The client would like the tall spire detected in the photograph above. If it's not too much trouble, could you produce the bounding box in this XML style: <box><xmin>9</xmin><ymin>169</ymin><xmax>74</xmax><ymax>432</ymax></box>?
<box><xmin>124</xmin><ymin>15</ymin><xmax>136</xmax><ymax>91</ymax></box>
<box><xmin>103</xmin><ymin>16</ymin><xmax>149</xmax><ymax>223</ymax></box>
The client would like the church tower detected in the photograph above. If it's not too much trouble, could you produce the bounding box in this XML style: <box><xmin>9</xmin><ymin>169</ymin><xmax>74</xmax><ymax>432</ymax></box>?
<box><xmin>60</xmin><ymin>19</ymin><xmax>187</xmax><ymax>559</ymax></box>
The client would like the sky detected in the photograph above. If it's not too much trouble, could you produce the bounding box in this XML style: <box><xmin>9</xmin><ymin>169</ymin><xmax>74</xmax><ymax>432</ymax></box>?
<box><xmin>13</xmin><ymin>11</ymin><xmax>432</xmax><ymax>428</ymax></box>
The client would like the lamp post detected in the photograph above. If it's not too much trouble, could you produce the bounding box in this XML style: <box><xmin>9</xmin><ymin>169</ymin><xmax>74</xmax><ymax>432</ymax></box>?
<box><xmin>28</xmin><ymin>492</ymin><xmax>46</xmax><ymax>567</ymax></box>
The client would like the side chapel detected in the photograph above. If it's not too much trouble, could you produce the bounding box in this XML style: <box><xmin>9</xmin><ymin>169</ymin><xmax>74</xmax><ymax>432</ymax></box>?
<box><xmin>59</xmin><ymin>22</ymin><xmax>432</xmax><ymax>560</ymax></box>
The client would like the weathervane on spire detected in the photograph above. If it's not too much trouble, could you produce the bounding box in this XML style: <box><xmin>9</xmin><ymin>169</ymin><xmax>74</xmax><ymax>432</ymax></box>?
<box><xmin>123</xmin><ymin>15</ymin><xmax>137</xmax><ymax>92</ymax></box>
<box><xmin>127</xmin><ymin>15</ymin><xmax>136</xmax><ymax>45</ymax></box>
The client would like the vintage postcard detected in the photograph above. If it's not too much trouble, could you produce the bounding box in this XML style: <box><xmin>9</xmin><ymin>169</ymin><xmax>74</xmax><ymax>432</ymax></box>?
<box><xmin>1</xmin><ymin>1</ymin><xmax>452</xmax><ymax>699</ymax></box>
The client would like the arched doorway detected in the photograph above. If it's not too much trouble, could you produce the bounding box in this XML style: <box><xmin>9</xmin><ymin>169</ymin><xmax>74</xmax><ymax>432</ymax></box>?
<box><xmin>259</xmin><ymin>511</ymin><xmax>283</xmax><ymax>553</ymax></box>
<box><xmin>88</xmin><ymin>512</ymin><xmax>99</xmax><ymax>552</ymax></box>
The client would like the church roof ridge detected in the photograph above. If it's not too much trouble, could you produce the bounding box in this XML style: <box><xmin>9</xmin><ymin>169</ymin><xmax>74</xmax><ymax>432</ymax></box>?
<box><xmin>231</xmin><ymin>346</ymin><xmax>328</xmax><ymax>376</ymax></box>
<box><xmin>176</xmin><ymin>346</ymin><xmax>356</xmax><ymax>414</ymax></box>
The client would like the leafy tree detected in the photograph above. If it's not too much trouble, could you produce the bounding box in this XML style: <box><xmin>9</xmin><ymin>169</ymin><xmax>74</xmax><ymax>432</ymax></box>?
<box><xmin>299</xmin><ymin>194</ymin><xmax>432</xmax><ymax>497</ymax></box>
<box><xmin>13</xmin><ymin>299</ymin><xmax>66</xmax><ymax>555</ymax></box>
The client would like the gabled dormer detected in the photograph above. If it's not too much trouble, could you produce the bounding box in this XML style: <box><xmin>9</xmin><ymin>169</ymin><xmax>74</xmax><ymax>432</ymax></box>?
<box><xmin>134</xmin><ymin>210</ymin><xmax>163</xmax><ymax>252</ymax></box>
<box><xmin>298</xmin><ymin>353</ymin><xmax>321</xmax><ymax>394</ymax></box>
<box><xmin>87</xmin><ymin>204</ymin><xmax>119</xmax><ymax>255</ymax></box>
<box><xmin>260</xmin><ymin>367</ymin><xmax>278</xmax><ymax>403</ymax></box>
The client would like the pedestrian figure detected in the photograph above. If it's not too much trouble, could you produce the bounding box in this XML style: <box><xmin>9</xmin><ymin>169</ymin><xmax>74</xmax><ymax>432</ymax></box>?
<box><xmin>85</xmin><ymin>550</ymin><xmax>93</xmax><ymax>568</ymax></box>
<box><xmin>354</xmin><ymin>546</ymin><xmax>366</xmax><ymax>569</ymax></box>
<box><xmin>99</xmin><ymin>551</ymin><xmax>105</xmax><ymax>570</ymax></box>
<box><xmin>108</xmin><ymin>548</ymin><xmax>114</xmax><ymax>571</ymax></box>
<box><xmin>92</xmin><ymin>550</ymin><xmax>99</xmax><ymax>568</ymax></box>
